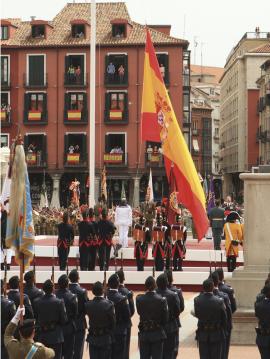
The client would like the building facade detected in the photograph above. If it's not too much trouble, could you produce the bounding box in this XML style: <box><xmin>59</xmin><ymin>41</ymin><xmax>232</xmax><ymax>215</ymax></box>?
<box><xmin>219</xmin><ymin>32</ymin><xmax>270</xmax><ymax>199</ymax></box>
<box><xmin>1</xmin><ymin>2</ymin><xmax>189</xmax><ymax>207</ymax></box>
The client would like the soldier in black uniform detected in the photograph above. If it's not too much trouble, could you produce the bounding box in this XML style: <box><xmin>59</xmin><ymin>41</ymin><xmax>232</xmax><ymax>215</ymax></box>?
<box><xmin>1</xmin><ymin>279</ymin><xmax>16</xmax><ymax>359</ymax></box>
<box><xmin>35</xmin><ymin>279</ymin><xmax>67</xmax><ymax>359</ymax></box>
<box><xmin>171</xmin><ymin>215</ymin><xmax>187</xmax><ymax>271</ymax></box>
<box><xmin>136</xmin><ymin>276</ymin><xmax>168</xmax><ymax>359</ymax></box>
<box><xmin>55</xmin><ymin>274</ymin><xmax>78</xmax><ymax>359</ymax></box>
<box><xmin>152</xmin><ymin>213</ymin><xmax>166</xmax><ymax>272</ymax></box>
<box><xmin>194</xmin><ymin>278</ymin><xmax>227</xmax><ymax>359</ymax></box>
<box><xmin>208</xmin><ymin>200</ymin><xmax>225</xmax><ymax>250</ymax></box>
<box><xmin>211</xmin><ymin>271</ymin><xmax>232</xmax><ymax>359</ymax></box>
<box><xmin>256</xmin><ymin>277</ymin><xmax>270</xmax><ymax>303</ymax></box>
<box><xmin>216</xmin><ymin>267</ymin><xmax>237</xmax><ymax>314</ymax></box>
<box><xmin>88</xmin><ymin>207</ymin><xmax>99</xmax><ymax>270</ymax></box>
<box><xmin>97</xmin><ymin>209</ymin><xmax>116</xmax><ymax>270</ymax></box>
<box><xmin>255</xmin><ymin>284</ymin><xmax>270</xmax><ymax>359</ymax></box>
<box><xmin>133</xmin><ymin>215</ymin><xmax>149</xmax><ymax>271</ymax></box>
<box><xmin>161</xmin><ymin>212</ymin><xmax>172</xmax><ymax>271</ymax></box>
<box><xmin>107</xmin><ymin>273</ymin><xmax>131</xmax><ymax>359</ymax></box>
<box><xmin>68</xmin><ymin>269</ymin><xmax>89</xmax><ymax>359</ymax></box>
<box><xmin>78</xmin><ymin>210</ymin><xmax>93</xmax><ymax>270</ymax></box>
<box><xmin>57</xmin><ymin>211</ymin><xmax>74</xmax><ymax>270</ymax></box>
<box><xmin>85</xmin><ymin>281</ymin><xmax>116</xmax><ymax>359</ymax></box>
<box><xmin>165</xmin><ymin>270</ymin><xmax>185</xmax><ymax>359</ymax></box>
<box><xmin>24</xmin><ymin>270</ymin><xmax>44</xmax><ymax>312</ymax></box>
<box><xmin>116</xmin><ymin>269</ymin><xmax>135</xmax><ymax>359</ymax></box>
<box><xmin>156</xmin><ymin>273</ymin><xmax>181</xmax><ymax>359</ymax></box>
<box><xmin>8</xmin><ymin>275</ymin><xmax>34</xmax><ymax>319</ymax></box>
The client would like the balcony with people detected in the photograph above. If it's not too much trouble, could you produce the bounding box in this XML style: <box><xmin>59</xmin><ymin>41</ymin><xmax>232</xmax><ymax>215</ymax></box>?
<box><xmin>23</xmin><ymin>93</ymin><xmax>47</xmax><ymax>125</ymax></box>
<box><xmin>1</xmin><ymin>93</ymin><xmax>11</xmax><ymax>126</ymax></box>
<box><xmin>104</xmin><ymin>133</ymin><xmax>127</xmax><ymax>167</ymax></box>
<box><xmin>64</xmin><ymin>54</ymin><xmax>86</xmax><ymax>87</ymax></box>
<box><xmin>104</xmin><ymin>92</ymin><xmax>128</xmax><ymax>124</ymax></box>
<box><xmin>145</xmin><ymin>142</ymin><xmax>164</xmax><ymax>167</ymax></box>
<box><xmin>64</xmin><ymin>133</ymin><xmax>87</xmax><ymax>167</ymax></box>
<box><xmin>64</xmin><ymin>92</ymin><xmax>88</xmax><ymax>124</ymax></box>
<box><xmin>104</xmin><ymin>54</ymin><xmax>128</xmax><ymax>87</ymax></box>
<box><xmin>24</xmin><ymin>134</ymin><xmax>47</xmax><ymax>168</ymax></box>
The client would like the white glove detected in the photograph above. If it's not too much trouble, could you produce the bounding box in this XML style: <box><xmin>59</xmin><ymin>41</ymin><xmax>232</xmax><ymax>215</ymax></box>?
<box><xmin>11</xmin><ymin>306</ymin><xmax>25</xmax><ymax>325</ymax></box>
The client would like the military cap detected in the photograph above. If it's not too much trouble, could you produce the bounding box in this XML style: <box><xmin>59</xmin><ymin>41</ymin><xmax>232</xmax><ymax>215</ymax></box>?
<box><xmin>108</xmin><ymin>273</ymin><xmax>119</xmax><ymax>289</ymax></box>
<box><xmin>58</xmin><ymin>274</ymin><xmax>69</xmax><ymax>288</ymax></box>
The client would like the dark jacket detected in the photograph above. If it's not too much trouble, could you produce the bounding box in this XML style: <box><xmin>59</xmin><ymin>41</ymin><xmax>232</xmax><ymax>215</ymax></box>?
<box><xmin>57</xmin><ymin>222</ymin><xmax>74</xmax><ymax>246</ymax></box>
<box><xmin>35</xmin><ymin>293</ymin><xmax>67</xmax><ymax>344</ymax></box>
<box><xmin>119</xmin><ymin>284</ymin><xmax>135</xmax><ymax>327</ymax></box>
<box><xmin>8</xmin><ymin>290</ymin><xmax>34</xmax><ymax>319</ymax></box>
<box><xmin>213</xmin><ymin>288</ymin><xmax>232</xmax><ymax>331</ymax></box>
<box><xmin>55</xmin><ymin>288</ymin><xmax>78</xmax><ymax>335</ymax></box>
<box><xmin>208</xmin><ymin>207</ymin><xmax>225</xmax><ymax>229</ymax></box>
<box><xmin>1</xmin><ymin>295</ymin><xmax>16</xmax><ymax>346</ymax></box>
<box><xmin>136</xmin><ymin>291</ymin><xmax>168</xmax><ymax>343</ymax></box>
<box><xmin>78</xmin><ymin>220</ymin><xmax>95</xmax><ymax>247</ymax></box>
<box><xmin>97</xmin><ymin>219</ymin><xmax>115</xmax><ymax>240</ymax></box>
<box><xmin>218</xmin><ymin>281</ymin><xmax>237</xmax><ymax>313</ymax></box>
<box><xmin>69</xmin><ymin>283</ymin><xmax>88</xmax><ymax>331</ymax></box>
<box><xmin>255</xmin><ymin>297</ymin><xmax>270</xmax><ymax>347</ymax></box>
<box><xmin>24</xmin><ymin>284</ymin><xmax>44</xmax><ymax>307</ymax></box>
<box><xmin>85</xmin><ymin>296</ymin><xmax>115</xmax><ymax>347</ymax></box>
<box><xmin>107</xmin><ymin>289</ymin><xmax>131</xmax><ymax>336</ymax></box>
<box><xmin>156</xmin><ymin>288</ymin><xmax>181</xmax><ymax>333</ymax></box>
<box><xmin>168</xmin><ymin>285</ymin><xmax>185</xmax><ymax>327</ymax></box>
<box><xmin>194</xmin><ymin>292</ymin><xmax>227</xmax><ymax>343</ymax></box>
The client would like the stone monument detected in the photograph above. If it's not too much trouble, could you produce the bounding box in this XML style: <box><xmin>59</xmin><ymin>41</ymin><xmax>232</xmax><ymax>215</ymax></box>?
<box><xmin>227</xmin><ymin>173</ymin><xmax>270</xmax><ymax>344</ymax></box>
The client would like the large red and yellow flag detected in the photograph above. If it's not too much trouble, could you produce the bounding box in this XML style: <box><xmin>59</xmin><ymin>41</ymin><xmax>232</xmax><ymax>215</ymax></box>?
<box><xmin>141</xmin><ymin>29</ymin><xmax>209</xmax><ymax>240</ymax></box>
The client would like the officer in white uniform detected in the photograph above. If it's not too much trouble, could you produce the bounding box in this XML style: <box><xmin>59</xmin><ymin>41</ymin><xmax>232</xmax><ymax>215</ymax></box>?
<box><xmin>115</xmin><ymin>199</ymin><xmax>132</xmax><ymax>248</ymax></box>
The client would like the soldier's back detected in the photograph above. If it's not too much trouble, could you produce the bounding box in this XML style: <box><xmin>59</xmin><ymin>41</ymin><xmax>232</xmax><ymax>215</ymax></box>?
<box><xmin>69</xmin><ymin>283</ymin><xmax>88</xmax><ymax>330</ymax></box>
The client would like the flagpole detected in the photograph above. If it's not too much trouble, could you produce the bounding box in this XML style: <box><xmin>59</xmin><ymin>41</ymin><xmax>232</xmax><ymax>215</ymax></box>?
<box><xmin>89</xmin><ymin>0</ymin><xmax>96</xmax><ymax>207</ymax></box>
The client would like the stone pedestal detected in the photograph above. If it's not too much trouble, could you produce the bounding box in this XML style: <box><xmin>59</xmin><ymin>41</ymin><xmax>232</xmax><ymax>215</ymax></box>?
<box><xmin>50</xmin><ymin>174</ymin><xmax>61</xmax><ymax>208</ymax></box>
<box><xmin>227</xmin><ymin>173</ymin><xmax>270</xmax><ymax>344</ymax></box>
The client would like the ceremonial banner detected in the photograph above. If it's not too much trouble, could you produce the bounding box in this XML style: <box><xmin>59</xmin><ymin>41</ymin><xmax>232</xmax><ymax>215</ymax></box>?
<box><xmin>146</xmin><ymin>168</ymin><xmax>154</xmax><ymax>202</ymax></box>
<box><xmin>207</xmin><ymin>177</ymin><xmax>215</xmax><ymax>213</ymax></box>
<box><xmin>6</xmin><ymin>143</ymin><xmax>35</xmax><ymax>267</ymax></box>
<box><xmin>101</xmin><ymin>166</ymin><xmax>107</xmax><ymax>201</ymax></box>
<box><xmin>67</xmin><ymin>153</ymin><xmax>80</xmax><ymax>164</ymax></box>
<box><xmin>141</xmin><ymin>29</ymin><xmax>209</xmax><ymax>240</ymax></box>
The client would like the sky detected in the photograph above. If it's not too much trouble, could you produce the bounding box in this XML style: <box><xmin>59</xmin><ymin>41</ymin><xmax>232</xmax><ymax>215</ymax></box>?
<box><xmin>1</xmin><ymin>0</ymin><xmax>270</xmax><ymax>67</ymax></box>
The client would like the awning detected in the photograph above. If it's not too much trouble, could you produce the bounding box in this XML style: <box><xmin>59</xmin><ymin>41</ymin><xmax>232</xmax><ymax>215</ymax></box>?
<box><xmin>192</xmin><ymin>139</ymin><xmax>199</xmax><ymax>152</ymax></box>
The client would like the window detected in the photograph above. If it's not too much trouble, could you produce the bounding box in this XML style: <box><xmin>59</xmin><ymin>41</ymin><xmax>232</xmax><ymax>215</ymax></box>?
<box><xmin>145</xmin><ymin>141</ymin><xmax>163</xmax><ymax>166</ymax></box>
<box><xmin>1</xmin><ymin>56</ymin><xmax>9</xmax><ymax>86</ymax></box>
<box><xmin>64</xmin><ymin>92</ymin><xmax>87</xmax><ymax>123</ymax></box>
<box><xmin>156</xmin><ymin>53</ymin><xmax>169</xmax><ymax>84</ymax></box>
<box><xmin>105</xmin><ymin>92</ymin><xmax>128</xmax><ymax>123</ymax></box>
<box><xmin>24</xmin><ymin>134</ymin><xmax>47</xmax><ymax>167</ymax></box>
<box><xmin>183</xmin><ymin>111</ymin><xmax>190</xmax><ymax>124</ymax></box>
<box><xmin>1</xmin><ymin>134</ymin><xmax>9</xmax><ymax>148</ymax></box>
<box><xmin>1</xmin><ymin>26</ymin><xmax>8</xmax><ymax>40</ymax></box>
<box><xmin>32</xmin><ymin>25</ymin><xmax>45</xmax><ymax>38</ymax></box>
<box><xmin>27</xmin><ymin>55</ymin><xmax>45</xmax><ymax>87</ymax></box>
<box><xmin>214</xmin><ymin>127</ymin><xmax>219</xmax><ymax>138</ymax></box>
<box><xmin>183</xmin><ymin>93</ymin><xmax>190</xmax><ymax>111</ymax></box>
<box><xmin>104</xmin><ymin>133</ymin><xmax>126</xmax><ymax>165</ymax></box>
<box><xmin>24</xmin><ymin>93</ymin><xmax>47</xmax><ymax>123</ymax></box>
<box><xmin>72</xmin><ymin>24</ymin><xmax>85</xmax><ymax>38</ymax></box>
<box><xmin>105</xmin><ymin>54</ymin><xmax>128</xmax><ymax>86</ymax></box>
<box><xmin>1</xmin><ymin>92</ymin><xmax>11</xmax><ymax>125</ymax></box>
<box><xmin>112</xmin><ymin>24</ymin><xmax>126</xmax><ymax>38</ymax></box>
<box><xmin>65</xmin><ymin>54</ymin><xmax>85</xmax><ymax>86</ymax></box>
<box><xmin>64</xmin><ymin>133</ymin><xmax>87</xmax><ymax>166</ymax></box>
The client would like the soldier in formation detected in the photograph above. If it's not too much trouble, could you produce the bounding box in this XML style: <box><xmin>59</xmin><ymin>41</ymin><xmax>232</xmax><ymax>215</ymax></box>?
<box><xmin>57</xmin><ymin>211</ymin><xmax>74</xmax><ymax>271</ymax></box>
<box><xmin>171</xmin><ymin>214</ymin><xmax>187</xmax><ymax>271</ymax></box>
<box><xmin>152</xmin><ymin>213</ymin><xmax>166</xmax><ymax>271</ymax></box>
<box><xmin>133</xmin><ymin>214</ymin><xmax>149</xmax><ymax>271</ymax></box>
<box><xmin>97</xmin><ymin>209</ymin><xmax>116</xmax><ymax>270</ymax></box>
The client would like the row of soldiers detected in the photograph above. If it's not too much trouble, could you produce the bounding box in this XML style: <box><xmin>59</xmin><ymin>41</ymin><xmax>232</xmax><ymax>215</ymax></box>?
<box><xmin>1</xmin><ymin>269</ymin><xmax>270</xmax><ymax>359</ymax></box>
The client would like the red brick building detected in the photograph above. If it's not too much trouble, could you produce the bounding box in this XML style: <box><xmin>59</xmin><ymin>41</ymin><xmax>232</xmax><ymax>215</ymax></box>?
<box><xmin>1</xmin><ymin>2</ymin><xmax>189</xmax><ymax>207</ymax></box>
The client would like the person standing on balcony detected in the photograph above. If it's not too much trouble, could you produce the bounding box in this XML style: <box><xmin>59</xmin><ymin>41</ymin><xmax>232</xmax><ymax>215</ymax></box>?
<box><xmin>107</xmin><ymin>62</ymin><xmax>115</xmax><ymax>82</ymax></box>
<box><xmin>68</xmin><ymin>64</ymin><xmax>75</xmax><ymax>83</ymax></box>
<box><xmin>159</xmin><ymin>63</ymin><xmax>165</xmax><ymax>79</ymax></box>
<box><xmin>75</xmin><ymin>65</ymin><xmax>81</xmax><ymax>84</ymax></box>
<box><xmin>146</xmin><ymin>144</ymin><xmax>153</xmax><ymax>161</ymax></box>
<box><xmin>115</xmin><ymin>199</ymin><xmax>132</xmax><ymax>249</ymax></box>
<box><xmin>118</xmin><ymin>64</ymin><xmax>125</xmax><ymax>83</ymax></box>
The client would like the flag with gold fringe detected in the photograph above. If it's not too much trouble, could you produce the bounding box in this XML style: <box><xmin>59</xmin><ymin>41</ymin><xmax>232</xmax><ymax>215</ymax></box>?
<box><xmin>6</xmin><ymin>139</ymin><xmax>35</xmax><ymax>267</ymax></box>
<box><xmin>141</xmin><ymin>29</ymin><xmax>209</xmax><ymax>240</ymax></box>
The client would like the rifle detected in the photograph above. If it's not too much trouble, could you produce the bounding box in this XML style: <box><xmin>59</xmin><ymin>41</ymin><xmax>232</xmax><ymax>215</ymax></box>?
<box><xmin>152</xmin><ymin>265</ymin><xmax>155</xmax><ymax>278</ymax></box>
<box><xmin>51</xmin><ymin>239</ymin><xmax>55</xmax><ymax>284</ymax></box>
<box><xmin>66</xmin><ymin>256</ymin><xmax>69</xmax><ymax>275</ymax></box>
<box><xmin>120</xmin><ymin>250</ymin><xmax>123</xmax><ymax>270</ymax></box>
<box><xmin>33</xmin><ymin>254</ymin><xmax>36</xmax><ymax>277</ymax></box>
<box><xmin>76</xmin><ymin>253</ymin><xmax>79</xmax><ymax>271</ymax></box>
<box><xmin>220</xmin><ymin>252</ymin><xmax>223</xmax><ymax>269</ymax></box>
<box><xmin>103</xmin><ymin>245</ymin><xmax>107</xmax><ymax>298</ymax></box>
<box><xmin>3</xmin><ymin>254</ymin><xmax>7</xmax><ymax>297</ymax></box>
<box><xmin>114</xmin><ymin>249</ymin><xmax>117</xmax><ymax>272</ymax></box>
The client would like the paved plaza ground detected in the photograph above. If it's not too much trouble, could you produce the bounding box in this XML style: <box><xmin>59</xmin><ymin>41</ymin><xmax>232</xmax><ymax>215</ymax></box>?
<box><xmin>81</xmin><ymin>292</ymin><xmax>260</xmax><ymax>359</ymax></box>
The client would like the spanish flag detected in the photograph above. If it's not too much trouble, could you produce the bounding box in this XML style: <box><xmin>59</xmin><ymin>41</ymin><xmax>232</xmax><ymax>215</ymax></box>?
<box><xmin>141</xmin><ymin>29</ymin><xmax>209</xmax><ymax>240</ymax></box>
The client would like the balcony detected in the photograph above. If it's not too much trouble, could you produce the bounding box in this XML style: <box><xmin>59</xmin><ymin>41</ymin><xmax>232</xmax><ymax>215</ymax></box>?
<box><xmin>64</xmin><ymin>72</ymin><xmax>88</xmax><ymax>88</ymax></box>
<box><xmin>26</xmin><ymin>151</ymin><xmax>47</xmax><ymax>168</ymax></box>
<box><xmin>104</xmin><ymin>71</ymin><xmax>128</xmax><ymax>87</ymax></box>
<box><xmin>24</xmin><ymin>110</ymin><xmax>48</xmax><ymax>125</ymax></box>
<box><xmin>103</xmin><ymin>153</ymin><xmax>127</xmax><ymax>167</ymax></box>
<box><xmin>1</xmin><ymin>109</ymin><xmax>11</xmax><ymax>127</ymax></box>
<box><xmin>23</xmin><ymin>73</ymin><xmax>48</xmax><ymax>88</ymax></box>
<box><xmin>145</xmin><ymin>153</ymin><xmax>164</xmax><ymax>167</ymax></box>
<box><xmin>64</xmin><ymin>109</ymin><xmax>88</xmax><ymax>125</ymax></box>
<box><xmin>64</xmin><ymin>153</ymin><xmax>88</xmax><ymax>168</ymax></box>
<box><xmin>104</xmin><ymin>108</ymin><xmax>128</xmax><ymax>125</ymax></box>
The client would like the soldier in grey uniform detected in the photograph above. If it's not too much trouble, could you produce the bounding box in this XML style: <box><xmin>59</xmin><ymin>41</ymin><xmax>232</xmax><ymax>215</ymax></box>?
<box><xmin>208</xmin><ymin>200</ymin><xmax>225</xmax><ymax>250</ymax></box>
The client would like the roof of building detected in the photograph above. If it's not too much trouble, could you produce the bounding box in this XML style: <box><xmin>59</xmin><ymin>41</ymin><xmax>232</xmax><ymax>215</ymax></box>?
<box><xmin>249</xmin><ymin>42</ymin><xmax>270</xmax><ymax>53</ymax></box>
<box><xmin>190</xmin><ymin>65</ymin><xmax>224</xmax><ymax>84</ymax></box>
<box><xmin>1</xmin><ymin>2</ymin><xmax>188</xmax><ymax>48</ymax></box>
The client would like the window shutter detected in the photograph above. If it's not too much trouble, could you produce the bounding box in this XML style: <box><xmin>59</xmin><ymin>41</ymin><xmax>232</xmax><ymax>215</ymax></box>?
<box><xmin>82</xmin><ymin>134</ymin><xmax>87</xmax><ymax>160</ymax></box>
<box><xmin>64</xmin><ymin>93</ymin><xmax>69</xmax><ymax>121</ymax></box>
<box><xmin>24</xmin><ymin>93</ymin><xmax>29</xmax><ymax>122</ymax></box>
<box><xmin>124</xmin><ymin>55</ymin><xmax>128</xmax><ymax>83</ymax></box>
<box><xmin>105</xmin><ymin>93</ymin><xmax>110</xmax><ymax>121</ymax></box>
<box><xmin>24</xmin><ymin>135</ymin><xmax>29</xmax><ymax>153</ymax></box>
<box><xmin>124</xmin><ymin>93</ymin><xmax>128</xmax><ymax>122</ymax></box>
<box><xmin>43</xmin><ymin>93</ymin><xmax>47</xmax><ymax>121</ymax></box>
<box><xmin>83</xmin><ymin>92</ymin><xmax>87</xmax><ymax>122</ymax></box>
<box><xmin>64</xmin><ymin>134</ymin><xmax>68</xmax><ymax>154</ymax></box>
<box><xmin>42</xmin><ymin>135</ymin><xmax>47</xmax><ymax>164</ymax></box>
<box><xmin>105</xmin><ymin>134</ymin><xmax>109</xmax><ymax>153</ymax></box>
<box><xmin>105</xmin><ymin>55</ymin><xmax>109</xmax><ymax>83</ymax></box>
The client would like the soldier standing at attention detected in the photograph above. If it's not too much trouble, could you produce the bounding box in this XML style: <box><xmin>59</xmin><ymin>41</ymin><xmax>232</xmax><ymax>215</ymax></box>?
<box><xmin>97</xmin><ymin>209</ymin><xmax>116</xmax><ymax>270</ymax></box>
<box><xmin>116</xmin><ymin>269</ymin><xmax>135</xmax><ymax>359</ymax></box>
<box><xmin>133</xmin><ymin>214</ymin><xmax>149</xmax><ymax>271</ymax></box>
<box><xmin>194</xmin><ymin>278</ymin><xmax>227</xmax><ymax>359</ymax></box>
<box><xmin>255</xmin><ymin>284</ymin><xmax>270</xmax><ymax>359</ymax></box>
<box><xmin>208</xmin><ymin>199</ymin><xmax>225</xmax><ymax>250</ymax></box>
<box><xmin>216</xmin><ymin>267</ymin><xmax>237</xmax><ymax>314</ymax></box>
<box><xmin>115</xmin><ymin>199</ymin><xmax>132</xmax><ymax>249</ymax></box>
<box><xmin>171</xmin><ymin>215</ymin><xmax>187</xmax><ymax>272</ymax></box>
<box><xmin>152</xmin><ymin>213</ymin><xmax>166</xmax><ymax>272</ymax></box>
<box><xmin>55</xmin><ymin>274</ymin><xmax>78</xmax><ymax>359</ymax></box>
<box><xmin>57</xmin><ymin>211</ymin><xmax>74</xmax><ymax>271</ymax></box>
<box><xmin>35</xmin><ymin>279</ymin><xmax>67</xmax><ymax>359</ymax></box>
<box><xmin>107</xmin><ymin>273</ymin><xmax>131</xmax><ymax>359</ymax></box>
<box><xmin>136</xmin><ymin>276</ymin><xmax>168</xmax><ymax>359</ymax></box>
<box><xmin>8</xmin><ymin>275</ymin><xmax>34</xmax><ymax>319</ymax></box>
<box><xmin>85</xmin><ymin>281</ymin><xmax>116</xmax><ymax>359</ymax></box>
<box><xmin>24</xmin><ymin>271</ymin><xmax>44</xmax><ymax>310</ymax></box>
<box><xmin>88</xmin><ymin>208</ymin><xmax>99</xmax><ymax>270</ymax></box>
<box><xmin>1</xmin><ymin>279</ymin><xmax>16</xmax><ymax>359</ymax></box>
<box><xmin>78</xmin><ymin>210</ymin><xmax>91</xmax><ymax>270</ymax></box>
<box><xmin>4</xmin><ymin>306</ymin><xmax>55</xmax><ymax>359</ymax></box>
<box><xmin>68</xmin><ymin>269</ymin><xmax>88</xmax><ymax>359</ymax></box>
